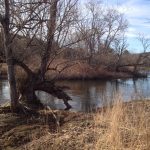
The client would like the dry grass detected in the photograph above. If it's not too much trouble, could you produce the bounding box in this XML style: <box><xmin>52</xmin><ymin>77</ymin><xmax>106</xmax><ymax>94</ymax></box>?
<box><xmin>93</xmin><ymin>96</ymin><xmax>150</xmax><ymax>150</ymax></box>
<box><xmin>0</xmin><ymin>59</ymin><xmax>134</xmax><ymax>80</ymax></box>
<box><xmin>20</xmin><ymin>96</ymin><xmax>150</xmax><ymax>150</ymax></box>
<box><xmin>45</xmin><ymin>59</ymin><xmax>132</xmax><ymax>80</ymax></box>
<box><xmin>0</xmin><ymin>96</ymin><xmax>150</xmax><ymax>150</ymax></box>
<box><xmin>0</xmin><ymin>63</ymin><xmax>7</xmax><ymax>76</ymax></box>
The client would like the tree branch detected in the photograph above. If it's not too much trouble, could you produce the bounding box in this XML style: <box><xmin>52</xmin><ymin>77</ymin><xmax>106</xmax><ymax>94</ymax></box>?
<box><xmin>13</xmin><ymin>59</ymin><xmax>33</xmax><ymax>76</ymax></box>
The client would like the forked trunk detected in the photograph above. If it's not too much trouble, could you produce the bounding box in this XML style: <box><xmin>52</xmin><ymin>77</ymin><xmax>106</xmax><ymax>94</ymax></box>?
<box><xmin>18</xmin><ymin>76</ymin><xmax>72</xmax><ymax>110</ymax></box>
<box><xmin>18</xmin><ymin>76</ymin><xmax>44</xmax><ymax>109</ymax></box>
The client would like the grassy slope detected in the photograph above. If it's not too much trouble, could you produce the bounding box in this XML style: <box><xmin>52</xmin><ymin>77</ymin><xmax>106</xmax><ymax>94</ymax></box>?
<box><xmin>0</xmin><ymin>99</ymin><xmax>150</xmax><ymax>150</ymax></box>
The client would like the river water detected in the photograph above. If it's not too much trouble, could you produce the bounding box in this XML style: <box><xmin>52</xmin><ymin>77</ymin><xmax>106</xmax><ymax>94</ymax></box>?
<box><xmin>0</xmin><ymin>78</ymin><xmax>150</xmax><ymax>112</ymax></box>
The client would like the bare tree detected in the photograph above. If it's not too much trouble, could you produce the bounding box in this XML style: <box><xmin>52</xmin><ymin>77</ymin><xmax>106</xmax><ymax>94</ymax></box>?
<box><xmin>133</xmin><ymin>34</ymin><xmax>150</xmax><ymax>74</ymax></box>
<box><xmin>0</xmin><ymin>0</ymin><xmax>80</xmax><ymax>111</ymax></box>
<box><xmin>113</xmin><ymin>35</ymin><xmax>128</xmax><ymax>71</ymax></box>
<box><xmin>77</xmin><ymin>1</ymin><xmax>128</xmax><ymax>65</ymax></box>
<box><xmin>104</xmin><ymin>9</ymin><xmax>127</xmax><ymax>51</ymax></box>
<box><xmin>0</xmin><ymin>0</ymin><xmax>19</xmax><ymax>111</ymax></box>
<box><xmin>0</xmin><ymin>0</ymin><xmax>130</xmax><ymax>111</ymax></box>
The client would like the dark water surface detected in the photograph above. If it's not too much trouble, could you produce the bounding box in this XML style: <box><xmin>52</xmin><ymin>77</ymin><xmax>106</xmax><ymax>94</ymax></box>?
<box><xmin>0</xmin><ymin>78</ymin><xmax>150</xmax><ymax>112</ymax></box>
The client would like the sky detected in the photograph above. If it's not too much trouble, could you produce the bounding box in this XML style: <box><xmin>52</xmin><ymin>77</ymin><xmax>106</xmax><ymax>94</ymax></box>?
<box><xmin>81</xmin><ymin>0</ymin><xmax>150</xmax><ymax>53</ymax></box>
<box><xmin>106</xmin><ymin>0</ymin><xmax>150</xmax><ymax>53</ymax></box>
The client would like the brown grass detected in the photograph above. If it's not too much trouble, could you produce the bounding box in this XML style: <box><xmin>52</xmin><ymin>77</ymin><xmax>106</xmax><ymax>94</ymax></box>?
<box><xmin>24</xmin><ymin>98</ymin><xmax>150</xmax><ymax>149</ymax></box>
<box><xmin>0</xmin><ymin>63</ymin><xmax>7</xmax><ymax>76</ymax></box>
<box><xmin>0</xmin><ymin>58</ymin><xmax>135</xmax><ymax>80</ymax></box>
<box><xmin>45</xmin><ymin>59</ymin><xmax>133</xmax><ymax>80</ymax></box>
<box><xmin>0</xmin><ymin>96</ymin><xmax>150</xmax><ymax>150</ymax></box>
<box><xmin>93</xmin><ymin>96</ymin><xmax>150</xmax><ymax>150</ymax></box>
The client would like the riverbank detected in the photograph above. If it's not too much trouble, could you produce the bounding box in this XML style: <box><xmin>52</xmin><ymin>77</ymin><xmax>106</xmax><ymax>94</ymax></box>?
<box><xmin>0</xmin><ymin>62</ymin><xmax>147</xmax><ymax>80</ymax></box>
<box><xmin>40</xmin><ymin>60</ymin><xmax>148</xmax><ymax>80</ymax></box>
<box><xmin>0</xmin><ymin>99</ymin><xmax>150</xmax><ymax>150</ymax></box>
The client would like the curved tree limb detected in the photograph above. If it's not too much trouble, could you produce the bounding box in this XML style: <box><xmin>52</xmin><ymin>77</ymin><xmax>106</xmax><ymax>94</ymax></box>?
<box><xmin>13</xmin><ymin>58</ymin><xmax>34</xmax><ymax>76</ymax></box>
<box><xmin>34</xmin><ymin>81</ymin><xmax>72</xmax><ymax>110</ymax></box>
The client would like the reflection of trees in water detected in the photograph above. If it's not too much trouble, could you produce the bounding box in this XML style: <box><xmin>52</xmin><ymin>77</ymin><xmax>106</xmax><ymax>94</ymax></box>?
<box><xmin>133</xmin><ymin>79</ymin><xmax>138</xmax><ymax>93</ymax></box>
<box><xmin>80</xmin><ymin>80</ymin><xmax>124</xmax><ymax>111</ymax></box>
<box><xmin>69</xmin><ymin>81</ymin><xmax>108</xmax><ymax>111</ymax></box>
<box><xmin>95</xmin><ymin>82</ymin><xmax>109</xmax><ymax>107</ymax></box>
<box><xmin>80</xmin><ymin>88</ymin><xmax>91</xmax><ymax>112</ymax></box>
<box><xmin>132</xmin><ymin>78</ymin><xmax>149</xmax><ymax>98</ymax></box>
<box><xmin>1</xmin><ymin>78</ymin><xmax>150</xmax><ymax>111</ymax></box>
<box><xmin>1</xmin><ymin>80</ymin><xmax>10</xmax><ymax>99</ymax></box>
<box><xmin>110</xmin><ymin>78</ymin><xmax>150</xmax><ymax>100</ymax></box>
<box><xmin>26</xmin><ymin>79</ymin><xmax>150</xmax><ymax>111</ymax></box>
<box><xmin>58</xmin><ymin>80</ymin><xmax>118</xmax><ymax>111</ymax></box>
<box><xmin>0</xmin><ymin>81</ymin><xmax>3</xmax><ymax>104</ymax></box>
<box><xmin>0</xmin><ymin>80</ymin><xmax>10</xmax><ymax>104</ymax></box>
<box><xmin>0</xmin><ymin>81</ymin><xmax>2</xmax><ymax>97</ymax></box>
<box><xmin>100</xmin><ymin>81</ymin><xmax>119</xmax><ymax>106</ymax></box>
<box><xmin>80</xmin><ymin>86</ymin><xmax>97</xmax><ymax>112</ymax></box>
<box><xmin>20</xmin><ymin>78</ymin><xmax>150</xmax><ymax>111</ymax></box>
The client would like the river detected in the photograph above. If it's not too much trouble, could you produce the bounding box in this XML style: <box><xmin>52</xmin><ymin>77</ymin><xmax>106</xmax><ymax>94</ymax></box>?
<box><xmin>0</xmin><ymin>78</ymin><xmax>150</xmax><ymax>112</ymax></box>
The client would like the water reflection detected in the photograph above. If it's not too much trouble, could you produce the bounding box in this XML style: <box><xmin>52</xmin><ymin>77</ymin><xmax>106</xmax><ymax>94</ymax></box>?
<box><xmin>0</xmin><ymin>78</ymin><xmax>150</xmax><ymax>111</ymax></box>
<box><xmin>0</xmin><ymin>80</ymin><xmax>10</xmax><ymax>105</ymax></box>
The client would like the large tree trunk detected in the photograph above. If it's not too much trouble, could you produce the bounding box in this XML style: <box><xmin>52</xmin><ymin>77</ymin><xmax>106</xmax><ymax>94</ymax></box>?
<box><xmin>40</xmin><ymin>0</ymin><xmax>58</xmax><ymax>80</ymax></box>
<box><xmin>18</xmin><ymin>74</ymin><xmax>43</xmax><ymax>109</ymax></box>
<box><xmin>20</xmin><ymin>86</ymin><xmax>44</xmax><ymax>110</ymax></box>
<box><xmin>1</xmin><ymin>0</ymin><xmax>19</xmax><ymax>111</ymax></box>
<box><xmin>7</xmin><ymin>61</ymin><xmax>19</xmax><ymax>110</ymax></box>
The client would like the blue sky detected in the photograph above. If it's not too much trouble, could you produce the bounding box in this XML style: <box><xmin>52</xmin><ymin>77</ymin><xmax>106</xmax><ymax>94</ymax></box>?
<box><xmin>106</xmin><ymin>0</ymin><xmax>150</xmax><ymax>53</ymax></box>
<box><xmin>81</xmin><ymin>0</ymin><xmax>150</xmax><ymax>53</ymax></box>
